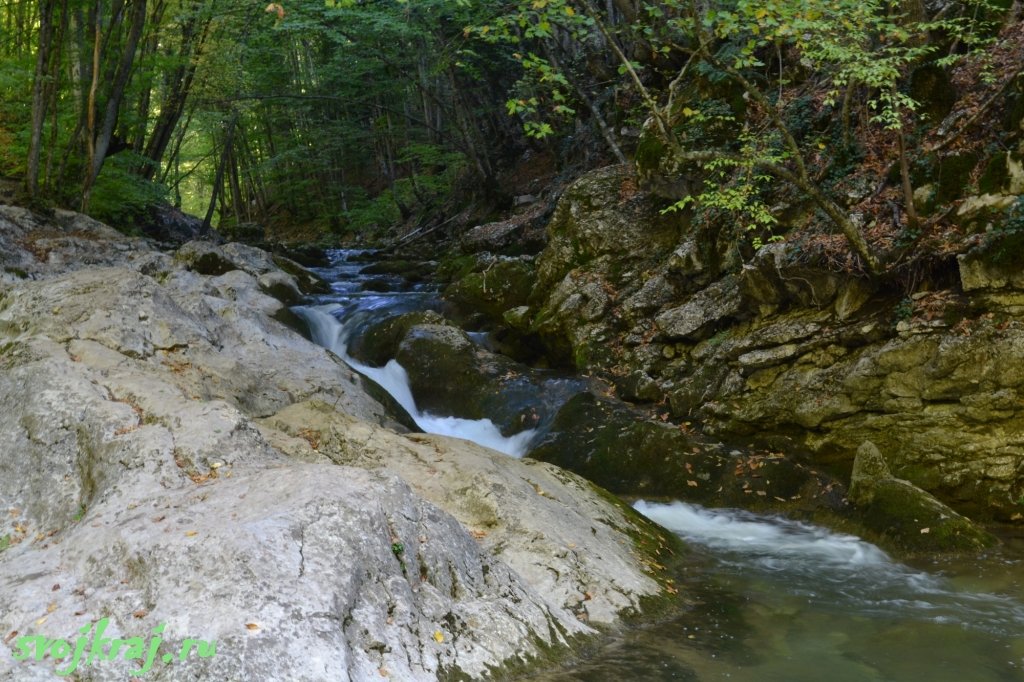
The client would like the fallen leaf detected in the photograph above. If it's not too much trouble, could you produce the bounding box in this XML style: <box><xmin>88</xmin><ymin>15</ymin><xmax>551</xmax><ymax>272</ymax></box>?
<box><xmin>133</xmin><ymin>609</ymin><xmax>147</xmax><ymax>619</ymax></box>
<box><xmin>245</xmin><ymin>623</ymin><xmax>260</xmax><ymax>631</ymax></box>
<box><xmin>433</xmin><ymin>630</ymin><xmax>445</xmax><ymax>643</ymax></box>
<box><xmin>46</xmin><ymin>602</ymin><xmax>57</xmax><ymax>613</ymax></box>
<box><xmin>184</xmin><ymin>530</ymin><xmax>198</xmax><ymax>537</ymax></box>
<box><xmin>379</xmin><ymin>667</ymin><xmax>389</xmax><ymax>677</ymax></box>
<box><xmin>920</xmin><ymin>527</ymin><xmax>931</xmax><ymax>534</ymax></box>
<box><xmin>469</xmin><ymin>530</ymin><xmax>487</xmax><ymax>539</ymax></box>
<box><xmin>3</xmin><ymin>631</ymin><xmax>18</xmax><ymax>644</ymax></box>
<box><xmin>686</xmin><ymin>480</ymin><xmax>699</xmax><ymax>487</ymax></box>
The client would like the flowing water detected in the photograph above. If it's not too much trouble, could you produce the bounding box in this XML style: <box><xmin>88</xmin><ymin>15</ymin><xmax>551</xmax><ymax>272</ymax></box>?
<box><xmin>297</xmin><ymin>249</ymin><xmax>1024</xmax><ymax>681</ymax></box>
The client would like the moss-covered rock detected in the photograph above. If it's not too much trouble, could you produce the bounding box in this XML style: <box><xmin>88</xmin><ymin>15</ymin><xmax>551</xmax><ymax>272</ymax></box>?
<box><xmin>534</xmin><ymin>165</ymin><xmax>683</xmax><ymax>295</ymax></box>
<box><xmin>394</xmin><ymin>323</ymin><xmax>552</xmax><ymax>434</ymax></box>
<box><xmin>848</xmin><ymin>442</ymin><xmax>996</xmax><ymax>553</ymax></box>
<box><xmin>272</xmin><ymin>254</ymin><xmax>331</xmax><ymax>294</ymax></box>
<box><xmin>347</xmin><ymin>310</ymin><xmax>446</xmax><ymax>367</ymax></box>
<box><xmin>444</xmin><ymin>257</ymin><xmax>535</xmax><ymax>321</ymax></box>
<box><xmin>529</xmin><ymin>392</ymin><xmax>835</xmax><ymax>514</ymax></box>
<box><xmin>359</xmin><ymin>259</ymin><xmax>436</xmax><ymax>282</ymax></box>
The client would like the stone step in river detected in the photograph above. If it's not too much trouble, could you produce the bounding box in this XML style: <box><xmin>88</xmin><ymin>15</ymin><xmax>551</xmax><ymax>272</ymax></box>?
<box><xmin>297</xmin><ymin>248</ymin><xmax>1024</xmax><ymax>682</ymax></box>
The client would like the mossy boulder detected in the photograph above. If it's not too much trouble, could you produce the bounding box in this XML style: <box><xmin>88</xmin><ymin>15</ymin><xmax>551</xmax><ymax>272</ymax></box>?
<box><xmin>444</xmin><ymin>257</ymin><xmax>535</xmax><ymax>322</ymax></box>
<box><xmin>394</xmin><ymin>323</ymin><xmax>549</xmax><ymax>434</ymax></box>
<box><xmin>848</xmin><ymin>442</ymin><xmax>996</xmax><ymax>553</ymax></box>
<box><xmin>347</xmin><ymin>310</ymin><xmax>446</xmax><ymax>367</ymax></box>
<box><xmin>272</xmin><ymin>254</ymin><xmax>331</xmax><ymax>294</ymax></box>
<box><xmin>534</xmin><ymin>165</ymin><xmax>683</xmax><ymax>296</ymax></box>
<box><xmin>528</xmin><ymin>393</ymin><xmax>834</xmax><ymax>513</ymax></box>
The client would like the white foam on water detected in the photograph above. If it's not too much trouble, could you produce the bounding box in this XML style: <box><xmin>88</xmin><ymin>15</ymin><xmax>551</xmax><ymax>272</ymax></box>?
<box><xmin>634</xmin><ymin>500</ymin><xmax>1024</xmax><ymax>633</ymax></box>
<box><xmin>296</xmin><ymin>304</ymin><xmax>536</xmax><ymax>457</ymax></box>
<box><xmin>634</xmin><ymin>499</ymin><xmax>892</xmax><ymax>569</ymax></box>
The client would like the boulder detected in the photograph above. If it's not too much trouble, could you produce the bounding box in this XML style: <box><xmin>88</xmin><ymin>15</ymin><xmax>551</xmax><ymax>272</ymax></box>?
<box><xmin>444</xmin><ymin>257</ymin><xmax>535</xmax><ymax>322</ymax></box>
<box><xmin>534</xmin><ymin>165</ymin><xmax>682</xmax><ymax>294</ymax></box>
<box><xmin>848</xmin><ymin>442</ymin><xmax>996</xmax><ymax>553</ymax></box>
<box><xmin>393</xmin><ymin>323</ymin><xmax>554</xmax><ymax>434</ymax></box>
<box><xmin>0</xmin><ymin>212</ymin><xmax>682</xmax><ymax>681</ymax></box>
<box><xmin>529</xmin><ymin>393</ymin><xmax>836</xmax><ymax>514</ymax></box>
<box><xmin>655</xmin><ymin>276</ymin><xmax>743</xmax><ymax>340</ymax></box>
<box><xmin>139</xmin><ymin>204</ymin><xmax>220</xmax><ymax>244</ymax></box>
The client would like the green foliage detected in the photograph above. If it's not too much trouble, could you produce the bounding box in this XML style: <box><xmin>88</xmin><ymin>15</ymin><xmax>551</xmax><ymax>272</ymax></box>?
<box><xmin>88</xmin><ymin>154</ymin><xmax>169</xmax><ymax>232</ymax></box>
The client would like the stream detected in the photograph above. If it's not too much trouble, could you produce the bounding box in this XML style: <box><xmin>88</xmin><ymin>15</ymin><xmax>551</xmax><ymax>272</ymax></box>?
<box><xmin>296</xmin><ymin>249</ymin><xmax>1024</xmax><ymax>681</ymax></box>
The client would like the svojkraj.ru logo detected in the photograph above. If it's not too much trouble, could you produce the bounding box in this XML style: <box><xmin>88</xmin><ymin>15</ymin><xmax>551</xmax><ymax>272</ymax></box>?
<box><xmin>9</xmin><ymin>617</ymin><xmax>216</xmax><ymax>677</ymax></box>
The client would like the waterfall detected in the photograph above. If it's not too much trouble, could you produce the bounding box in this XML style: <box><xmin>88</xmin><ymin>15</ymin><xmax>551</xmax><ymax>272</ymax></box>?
<box><xmin>296</xmin><ymin>304</ymin><xmax>537</xmax><ymax>457</ymax></box>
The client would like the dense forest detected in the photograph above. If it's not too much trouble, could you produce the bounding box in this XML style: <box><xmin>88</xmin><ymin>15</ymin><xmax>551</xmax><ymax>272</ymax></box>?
<box><xmin>0</xmin><ymin>0</ymin><xmax>1020</xmax><ymax>262</ymax></box>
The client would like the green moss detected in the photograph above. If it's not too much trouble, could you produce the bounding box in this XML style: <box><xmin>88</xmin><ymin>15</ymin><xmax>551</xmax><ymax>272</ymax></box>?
<box><xmin>443</xmin><ymin>258</ymin><xmax>535</xmax><ymax>322</ymax></box>
<box><xmin>3</xmin><ymin>266</ymin><xmax>28</xmax><ymax>279</ymax></box>
<box><xmin>978</xmin><ymin>153</ymin><xmax>1010</xmax><ymax>194</ymax></box>
<box><xmin>855</xmin><ymin>478</ymin><xmax>996</xmax><ymax>554</ymax></box>
<box><xmin>436</xmin><ymin>254</ymin><xmax>481</xmax><ymax>282</ymax></box>
<box><xmin>635</xmin><ymin>133</ymin><xmax>668</xmax><ymax>176</ymax></box>
<box><xmin>935</xmin><ymin>153</ymin><xmax>980</xmax><ymax>204</ymax></box>
<box><xmin>272</xmin><ymin>255</ymin><xmax>331</xmax><ymax>294</ymax></box>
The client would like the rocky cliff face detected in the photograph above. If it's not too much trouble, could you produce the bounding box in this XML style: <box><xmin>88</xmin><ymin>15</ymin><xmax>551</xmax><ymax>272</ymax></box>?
<box><xmin>451</xmin><ymin>165</ymin><xmax>1024</xmax><ymax>527</ymax></box>
<box><xmin>0</xmin><ymin>207</ymin><xmax>679</xmax><ymax>680</ymax></box>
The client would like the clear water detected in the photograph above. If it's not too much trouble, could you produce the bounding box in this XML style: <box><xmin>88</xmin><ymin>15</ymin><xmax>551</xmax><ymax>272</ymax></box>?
<box><xmin>300</xmin><ymin>249</ymin><xmax>1024</xmax><ymax>681</ymax></box>
<box><xmin>533</xmin><ymin>502</ymin><xmax>1024</xmax><ymax>681</ymax></box>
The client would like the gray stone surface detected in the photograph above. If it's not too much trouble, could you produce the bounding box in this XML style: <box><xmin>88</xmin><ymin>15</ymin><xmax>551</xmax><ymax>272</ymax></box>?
<box><xmin>0</xmin><ymin>211</ymin><xmax>673</xmax><ymax>680</ymax></box>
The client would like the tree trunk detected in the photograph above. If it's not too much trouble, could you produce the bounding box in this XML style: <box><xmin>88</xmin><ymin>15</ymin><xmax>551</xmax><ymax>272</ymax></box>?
<box><xmin>203</xmin><ymin>111</ymin><xmax>238</xmax><ymax>231</ymax></box>
<box><xmin>82</xmin><ymin>0</ymin><xmax>147</xmax><ymax>212</ymax></box>
<box><xmin>27</xmin><ymin>0</ymin><xmax>56</xmax><ymax>199</ymax></box>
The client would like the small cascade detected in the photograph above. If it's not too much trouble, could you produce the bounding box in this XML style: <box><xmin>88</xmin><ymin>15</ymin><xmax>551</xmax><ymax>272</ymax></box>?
<box><xmin>635</xmin><ymin>500</ymin><xmax>1024</xmax><ymax>636</ymax></box>
<box><xmin>296</xmin><ymin>304</ymin><xmax>536</xmax><ymax>457</ymax></box>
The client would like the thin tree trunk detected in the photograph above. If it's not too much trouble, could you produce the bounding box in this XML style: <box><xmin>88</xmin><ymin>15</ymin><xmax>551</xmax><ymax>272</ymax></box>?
<box><xmin>82</xmin><ymin>0</ymin><xmax>147</xmax><ymax>211</ymax></box>
<box><xmin>27</xmin><ymin>0</ymin><xmax>56</xmax><ymax>198</ymax></box>
<box><xmin>203</xmin><ymin>111</ymin><xmax>237</xmax><ymax>231</ymax></box>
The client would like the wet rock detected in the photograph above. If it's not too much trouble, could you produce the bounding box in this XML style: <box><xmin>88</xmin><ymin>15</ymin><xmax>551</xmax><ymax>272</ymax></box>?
<box><xmin>529</xmin><ymin>393</ymin><xmax>833</xmax><ymax>513</ymax></box>
<box><xmin>348</xmin><ymin>310</ymin><xmax>447</xmax><ymax>367</ymax></box>
<box><xmin>394</xmin><ymin>323</ymin><xmax>547</xmax><ymax>433</ymax></box>
<box><xmin>848</xmin><ymin>442</ymin><xmax>996</xmax><ymax>553</ymax></box>
<box><xmin>444</xmin><ymin>257</ymin><xmax>535</xmax><ymax>321</ymax></box>
<box><xmin>359</xmin><ymin>259</ymin><xmax>436</xmax><ymax>282</ymax></box>
<box><xmin>272</xmin><ymin>254</ymin><xmax>331</xmax><ymax>294</ymax></box>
